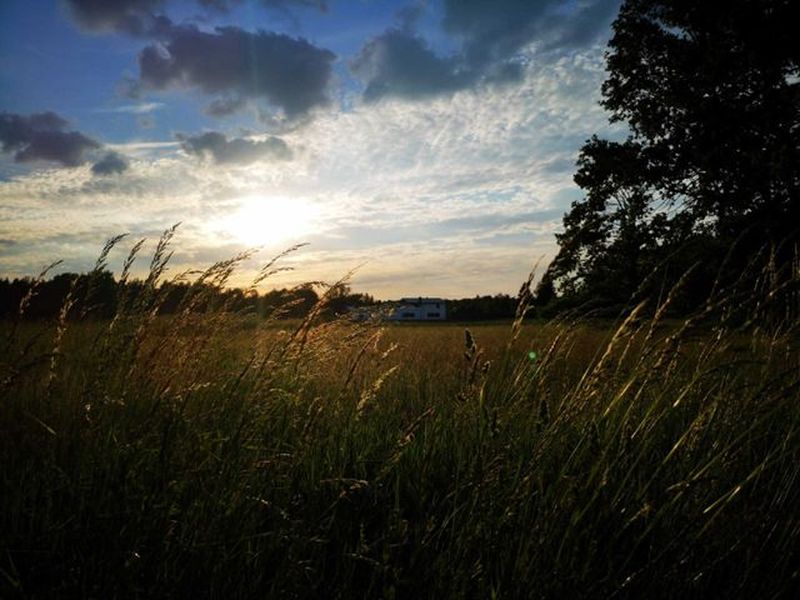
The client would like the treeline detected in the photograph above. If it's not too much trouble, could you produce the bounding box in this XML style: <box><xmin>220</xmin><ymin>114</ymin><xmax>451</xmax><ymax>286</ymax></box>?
<box><xmin>0</xmin><ymin>272</ymin><xmax>530</xmax><ymax>322</ymax></box>
<box><xmin>0</xmin><ymin>272</ymin><xmax>376</xmax><ymax>321</ymax></box>
<box><xmin>445</xmin><ymin>294</ymin><xmax>518</xmax><ymax>321</ymax></box>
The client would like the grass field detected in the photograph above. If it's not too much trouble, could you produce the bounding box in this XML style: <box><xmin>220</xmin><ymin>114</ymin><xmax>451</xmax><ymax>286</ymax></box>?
<box><xmin>2</xmin><ymin>254</ymin><xmax>799</xmax><ymax>598</ymax></box>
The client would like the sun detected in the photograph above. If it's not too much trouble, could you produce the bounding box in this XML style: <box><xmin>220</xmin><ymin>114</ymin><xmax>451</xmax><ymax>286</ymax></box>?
<box><xmin>218</xmin><ymin>195</ymin><xmax>317</xmax><ymax>246</ymax></box>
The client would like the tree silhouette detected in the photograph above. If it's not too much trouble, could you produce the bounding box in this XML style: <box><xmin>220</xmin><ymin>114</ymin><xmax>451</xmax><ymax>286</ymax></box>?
<box><xmin>546</xmin><ymin>0</ymin><xmax>800</xmax><ymax>311</ymax></box>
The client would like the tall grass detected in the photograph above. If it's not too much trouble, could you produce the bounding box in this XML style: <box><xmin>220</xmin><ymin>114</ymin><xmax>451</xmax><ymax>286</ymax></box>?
<box><xmin>1</xmin><ymin>230</ymin><xmax>799</xmax><ymax>598</ymax></box>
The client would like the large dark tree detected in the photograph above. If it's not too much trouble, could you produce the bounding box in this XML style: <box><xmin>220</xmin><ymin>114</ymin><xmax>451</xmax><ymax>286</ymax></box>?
<box><xmin>547</xmin><ymin>0</ymin><xmax>800</xmax><ymax>311</ymax></box>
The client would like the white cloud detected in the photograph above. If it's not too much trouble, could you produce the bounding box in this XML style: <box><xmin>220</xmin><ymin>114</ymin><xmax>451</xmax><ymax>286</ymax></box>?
<box><xmin>0</xmin><ymin>46</ymin><xmax>619</xmax><ymax>297</ymax></box>
<box><xmin>95</xmin><ymin>102</ymin><xmax>165</xmax><ymax>114</ymax></box>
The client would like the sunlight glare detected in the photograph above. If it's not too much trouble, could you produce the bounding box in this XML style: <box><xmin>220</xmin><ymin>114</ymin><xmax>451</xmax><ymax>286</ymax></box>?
<box><xmin>218</xmin><ymin>195</ymin><xmax>317</xmax><ymax>246</ymax></box>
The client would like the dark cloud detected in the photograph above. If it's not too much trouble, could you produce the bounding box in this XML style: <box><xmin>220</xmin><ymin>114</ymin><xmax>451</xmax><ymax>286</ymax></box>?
<box><xmin>441</xmin><ymin>0</ymin><xmax>554</xmax><ymax>69</ymax></box>
<box><xmin>0</xmin><ymin>111</ymin><xmax>129</xmax><ymax>173</ymax></box>
<box><xmin>395</xmin><ymin>3</ymin><xmax>425</xmax><ymax>31</ymax></box>
<box><xmin>91</xmin><ymin>151</ymin><xmax>130</xmax><ymax>175</ymax></box>
<box><xmin>443</xmin><ymin>0</ymin><xmax>620</xmax><ymax>63</ymax></box>
<box><xmin>353</xmin><ymin>0</ymin><xmax>619</xmax><ymax>101</ymax></box>
<box><xmin>137</xmin><ymin>25</ymin><xmax>335</xmax><ymax>118</ymax></box>
<box><xmin>66</xmin><ymin>0</ymin><xmax>326</xmax><ymax>33</ymax></box>
<box><xmin>65</xmin><ymin>0</ymin><xmax>158</xmax><ymax>30</ymax></box>
<box><xmin>351</xmin><ymin>29</ymin><xmax>469</xmax><ymax>101</ymax></box>
<box><xmin>177</xmin><ymin>131</ymin><xmax>292</xmax><ymax>164</ymax></box>
<box><xmin>64</xmin><ymin>0</ymin><xmax>173</xmax><ymax>36</ymax></box>
<box><xmin>261</xmin><ymin>0</ymin><xmax>328</xmax><ymax>10</ymax></box>
<box><xmin>0</xmin><ymin>111</ymin><xmax>100</xmax><ymax>167</ymax></box>
<box><xmin>204</xmin><ymin>96</ymin><xmax>247</xmax><ymax>118</ymax></box>
<box><xmin>66</xmin><ymin>1</ymin><xmax>335</xmax><ymax>118</ymax></box>
<box><xmin>196</xmin><ymin>0</ymin><xmax>236</xmax><ymax>10</ymax></box>
<box><xmin>198</xmin><ymin>0</ymin><xmax>327</xmax><ymax>12</ymax></box>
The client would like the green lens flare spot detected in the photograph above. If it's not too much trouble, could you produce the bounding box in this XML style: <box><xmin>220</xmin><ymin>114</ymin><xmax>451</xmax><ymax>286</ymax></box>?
<box><xmin>528</xmin><ymin>351</ymin><xmax>538</xmax><ymax>361</ymax></box>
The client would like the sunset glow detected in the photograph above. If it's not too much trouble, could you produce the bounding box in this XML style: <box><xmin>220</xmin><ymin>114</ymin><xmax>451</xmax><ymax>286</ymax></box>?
<box><xmin>0</xmin><ymin>0</ymin><xmax>620</xmax><ymax>297</ymax></box>
<box><xmin>3</xmin><ymin>2</ymin><xmax>798</xmax><ymax>596</ymax></box>
<box><xmin>215</xmin><ymin>196</ymin><xmax>318</xmax><ymax>247</ymax></box>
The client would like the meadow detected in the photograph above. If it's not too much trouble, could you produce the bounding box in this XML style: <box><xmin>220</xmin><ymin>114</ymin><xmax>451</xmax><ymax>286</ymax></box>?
<box><xmin>1</xmin><ymin>242</ymin><xmax>799</xmax><ymax>598</ymax></box>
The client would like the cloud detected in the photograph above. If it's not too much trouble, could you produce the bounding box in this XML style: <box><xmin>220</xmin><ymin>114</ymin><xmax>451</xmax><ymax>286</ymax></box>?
<box><xmin>105</xmin><ymin>140</ymin><xmax>180</xmax><ymax>159</ymax></box>
<box><xmin>549</xmin><ymin>0</ymin><xmax>622</xmax><ymax>50</ymax></box>
<box><xmin>91</xmin><ymin>151</ymin><xmax>130</xmax><ymax>175</ymax></box>
<box><xmin>177</xmin><ymin>131</ymin><xmax>292</xmax><ymax>164</ymax></box>
<box><xmin>395</xmin><ymin>3</ymin><xmax>426</xmax><ymax>31</ymax></box>
<box><xmin>0</xmin><ymin>112</ymin><xmax>132</xmax><ymax>174</ymax></box>
<box><xmin>137</xmin><ymin>25</ymin><xmax>336</xmax><ymax>118</ymax></box>
<box><xmin>64</xmin><ymin>0</ymin><xmax>172</xmax><ymax>36</ymax></box>
<box><xmin>352</xmin><ymin>0</ymin><xmax>620</xmax><ymax>101</ymax></box>
<box><xmin>96</xmin><ymin>102</ymin><xmax>164</xmax><ymax>114</ymax></box>
<box><xmin>351</xmin><ymin>29</ymin><xmax>469</xmax><ymax>101</ymax></box>
<box><xmin>260</xmin><ymin>0</ymin><xmax>328</xmax><ymax>10</ymax></box>
<box><xmin>66</xmin><ymin>0</ymin><xmax>327</xmax><ymax>33</ymax></box>
<box><xmin>1</xmin><ymin>46</ymin><xmax>618</xmax><ymax>296</ymax></box>
<box><xmin>441</xmin><ymin>0</ymin><xmax>555</xmax><ymax>70</ymax></box>
<box><xmin>198</xmin><ymin>0</ymin><xmax>327</xmax><ymax>12</ymax></box>
<box><xmin>204</xmin><ymin>96</ymin><xmax>247</xmax><ymax>118</ymax></box>
<box><xmin>196</xmin><ymin>0</ymin><xmax>237</xmax><ymax>10</ymax></box>
<box><xmin>66</xmin><ymin>1</ymin><xmax>335</xmax><ymax>119</ymax></box>
<box><xmin>0</xmin><ymin>111</ymin><xmax>101</xmax><ymax>167</ymax></box>
<box><xmin>442</xmin><ymin>0</ymin><xmax>619</xmax><ymax>62</ymax></box>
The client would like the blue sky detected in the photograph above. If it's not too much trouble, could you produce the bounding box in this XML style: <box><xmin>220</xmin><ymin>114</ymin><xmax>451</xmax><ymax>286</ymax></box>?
<box><xmin>0</xmin><ymin>0</ymin><xmax>622</xmax><ymax>298</ymax></box>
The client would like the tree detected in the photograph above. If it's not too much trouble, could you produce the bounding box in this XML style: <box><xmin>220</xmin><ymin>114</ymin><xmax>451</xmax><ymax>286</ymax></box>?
<box><xmin>605</xmin><ymin>0</ymin><xmax>799</xmax><ymax>234</ymax></box>
<box><xmin>547</xmin><ymin>0</ymin><xmax>800</xmax><ymax>311</ymax></box>
<box><xmin>547</xmin><ymin>137</ymin><xmax>663</xmax><ymax>306</ymax></box>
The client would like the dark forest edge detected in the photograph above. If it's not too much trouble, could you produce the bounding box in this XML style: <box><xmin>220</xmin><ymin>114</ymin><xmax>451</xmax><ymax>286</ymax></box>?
<box><xmin>0</xmin><ymin>267</ymin><xmax>524</xmax><ymax>323</ymax></box>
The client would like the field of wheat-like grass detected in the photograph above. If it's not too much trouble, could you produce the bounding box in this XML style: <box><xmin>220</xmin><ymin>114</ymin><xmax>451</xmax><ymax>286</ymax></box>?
<box><xmin>1</xmin><ymin>233</ymin><xmax>799</xmax><ymax>598</ymax></box>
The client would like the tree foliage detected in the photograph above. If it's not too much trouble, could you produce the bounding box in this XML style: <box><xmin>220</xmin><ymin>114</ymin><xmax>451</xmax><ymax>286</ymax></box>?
<box><xmin>546</xmin><ymin>0</ymin><xmax>800</xmax><ymax>312</ymax></box>
<box><xmin>0</xmin><ymin>274</ymin><xmax>326</xmax><ymax>321</ymax></box>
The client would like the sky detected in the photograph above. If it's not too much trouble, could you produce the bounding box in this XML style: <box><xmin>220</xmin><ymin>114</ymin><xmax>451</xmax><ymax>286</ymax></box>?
<box><xmin>0</xmin><ymin>0</ymin><xmax>623</xmax><ymax>299</ymax></box>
